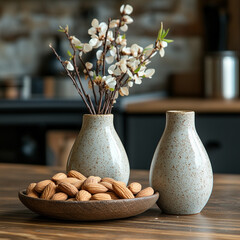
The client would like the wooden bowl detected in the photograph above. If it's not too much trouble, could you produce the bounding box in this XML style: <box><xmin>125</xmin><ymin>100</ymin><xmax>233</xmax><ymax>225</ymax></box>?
<box><xmin>18</xmin><ymin>190</ymin><xmax>159</xmax><ymax>221</ymax></box>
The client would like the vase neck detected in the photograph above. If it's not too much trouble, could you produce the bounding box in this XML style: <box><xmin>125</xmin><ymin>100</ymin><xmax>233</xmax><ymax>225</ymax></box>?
<box><xmin>82</xmin><ymin>114</ymin><xmax>114</xmax><ymax>128</ymax></box>
<box><xmin>165</xmin><ymin>111</ymin><xmax>195</xmax><ymax>130</ymax></box>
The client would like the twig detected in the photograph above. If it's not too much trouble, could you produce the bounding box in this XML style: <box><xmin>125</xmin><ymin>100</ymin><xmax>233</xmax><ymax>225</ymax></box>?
<box><xmin>102</xmin><ymin>18</ymin><xmax>111</xmax><ymax>76</ymax></box>
<box><xmin>78</xmin><ymin>55</ymin><xmax>98</xmax><ymax>109</ymax></box>
<box><xmin>65</xmin><ymin>31</ymin><xmax>96</xmax><ymax>114</ymax></box>
<box><xmin>49</xmin><ymin>44</ymin><xmax>93</xmax><ymax>114</ymax></box>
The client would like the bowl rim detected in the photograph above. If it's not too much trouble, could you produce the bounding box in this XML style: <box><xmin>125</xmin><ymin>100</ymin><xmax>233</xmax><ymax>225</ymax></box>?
<box><xmin>19</xmin><ymin>189</ymin><xmax>159</xmax><ymax>204</ymax></box>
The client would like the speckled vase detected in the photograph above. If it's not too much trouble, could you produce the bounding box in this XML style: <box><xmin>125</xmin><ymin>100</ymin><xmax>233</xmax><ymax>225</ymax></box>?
<box><xmin>150</xmin><ymin>110</ymin><xmax>213</xmax><ymax>215</ymax></box>
<box><xmin>66</xmin><ymin>114</ymin><xmax>130</xmax><ymax>184</ymax></box>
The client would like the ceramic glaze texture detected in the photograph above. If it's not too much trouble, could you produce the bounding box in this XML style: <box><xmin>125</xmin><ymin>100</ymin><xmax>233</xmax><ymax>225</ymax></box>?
<box><xmin>150</xmin><ymin>111</ymin><xmax>213</xmax><ymax>215</ymax></box>
<box><xmin>67</xmin><ymin>114</ymin><xmax>130</xmax><ymax>184</ymax></box>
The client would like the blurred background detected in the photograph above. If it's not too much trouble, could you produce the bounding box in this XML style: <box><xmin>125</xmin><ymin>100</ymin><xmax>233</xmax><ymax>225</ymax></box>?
<box><xmin>0</xmin><ymin>0</ymin><xmax>239</xmax><ymax>173</ymax></box>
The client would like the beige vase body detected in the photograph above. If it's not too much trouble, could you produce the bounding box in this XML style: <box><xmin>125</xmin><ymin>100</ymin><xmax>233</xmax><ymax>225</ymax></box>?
<box><xmin>150</xmin><ymin>111</ymin><xmax>213</xmax><ymax>215</ymax></box>
<box><xmin>67</xmin><ymin>114</ymin><xmax>130</xmax><ymax>184</ymax></box>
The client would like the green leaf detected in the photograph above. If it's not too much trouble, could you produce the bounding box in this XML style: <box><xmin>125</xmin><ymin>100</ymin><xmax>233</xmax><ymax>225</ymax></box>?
<box><xmin>143</xmin><ymin>47</ymin><xmax>152</xmax><ymax>53</ymax></box>
<box><xmin>58</xmin><ymin>29</ymin><xmax>65</xmax><ymax>32</ymax></box>
<box><xmin>75</xmin><ymin>46</ymin><xmax>83</xmax><ymax>49</ymax></box>
<box><xmin>163</xmin><ymin>39</ymin><xmax>174</xmax><ymax>43</ymax></box>
<box><xmin>162</xmin><ymin>28</ymin><xmax>169</xmax><ymax>39</ymax></box>
<box><xmin>110</xmin><ymin>88</ymin><xmax>115</xmax><ymax>91</ymax></box>
<box><xmin>65</xmin><ymin>25</ymin><xmax>69</xmax><ymax>33</ymax></box>
<box><xmin>93</xmin><ymin>71</ymin><xmax>96</xmax><ymax>79</ymax></box>
<box><xmin>157</xmin><ymin>22</ymin><xmax>163</xmax><ymax>41</ymax></box>
<box><xmin>67</xmin><ymin>50</ymin><xmax>73</xmax><ymax>57</ymax></box>
<box><xmin>134</xmin><ymin>65</ymin><xmax>141</xmax><ymax>73</ymax></box>
<box><xmin>122</xmin><ymin>34</ymin><xmax>126</xmax><ymax>39</ymax></box>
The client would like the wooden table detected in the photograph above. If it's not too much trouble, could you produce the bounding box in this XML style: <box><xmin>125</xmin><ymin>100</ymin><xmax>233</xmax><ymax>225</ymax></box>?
<box><xmin>0</xmin><ymin>164</ymin><xmax>240</xmax><ymax>240</ymax></box>
<box><xmin>126</xmin><ymin>98</ymin><xmax>240</xmax><ymax>113</ymax></box>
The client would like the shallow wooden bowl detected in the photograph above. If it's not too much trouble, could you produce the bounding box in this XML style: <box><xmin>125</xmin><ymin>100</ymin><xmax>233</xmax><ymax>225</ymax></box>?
<box><xmin>18</xmin><ymin>190</ymin><xmax>159</xmax><ymax>221</ymax></box>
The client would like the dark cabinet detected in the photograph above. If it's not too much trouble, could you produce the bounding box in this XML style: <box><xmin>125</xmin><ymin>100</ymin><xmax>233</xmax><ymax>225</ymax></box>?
<box><xmin>125</xmin><ymin>114</ymin><xmax>240</xmax><ymax>174</ymax></box>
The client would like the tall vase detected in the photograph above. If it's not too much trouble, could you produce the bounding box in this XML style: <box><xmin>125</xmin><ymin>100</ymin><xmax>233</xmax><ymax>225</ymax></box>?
<box><xmin>67</xmin><ymin>114</ymin><xmax>130</xmax><ymax>184</ymax></box>
<box><xmin>150</xmin><ymin>110</ymin><xmax>213</xmax><ymax>215</ymax></box>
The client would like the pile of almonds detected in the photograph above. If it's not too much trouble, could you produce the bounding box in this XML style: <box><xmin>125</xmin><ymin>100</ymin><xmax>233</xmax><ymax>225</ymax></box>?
<box><xmin>26</xmin><ymin>170</ymin><xmax>154</xmax><ymax>201</ymax></box>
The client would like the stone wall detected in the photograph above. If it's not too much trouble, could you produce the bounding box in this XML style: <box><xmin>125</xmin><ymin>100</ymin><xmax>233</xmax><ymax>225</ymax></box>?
<box><xmin>0</xmin><ymin>0</ymin><xmax>201</xmax><ymax>95</ymax></box>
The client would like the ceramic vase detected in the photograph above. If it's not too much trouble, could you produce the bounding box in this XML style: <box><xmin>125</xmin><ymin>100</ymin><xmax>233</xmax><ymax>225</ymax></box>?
<box><xmin>66</xmin><ymin>114</ymin><xmax>130</xmax><ymax>184</ymax></box>
<box><xmin>150</xmin><ymin>110</ymin><xmax>213</xmax><ymax>215</ymax></box>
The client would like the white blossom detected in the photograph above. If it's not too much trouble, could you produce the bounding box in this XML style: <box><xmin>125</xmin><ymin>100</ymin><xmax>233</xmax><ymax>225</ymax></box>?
<box><xmin>103</xmin><ymin>75</ymin><xmax>116</xmax><ymax>89</ymax></box>
<box><xmin>119</xmin><ymin>86</ymin><xmax>129</xmax><ymax>96</ymax></box>
<box><xmin>86</xmin><ymin>62</ymin><xmax>93</xmax><ymax>69</ymax></box>
<box><xmin>107</xmin><ymin>31</ymin><xmax>114</xmax><ymax>42</ymax></box>
<box><xmin>121</xmin><ymin>46</ymin><xmax>131</xmax><ymax>55</ymax></box>
<box><xmin>120</xmin><ymin>4</ymin><xmax>133</xmax><ymax>15</ymax></box>
<box><xmin>116</xmin><ymin>59</ymin><xmax>127</xmax><ymax>73</ymax></box>
<box><xmin>120</xmin><ymin>24</ymin><xmax>128</xmax><ymax>32</ymax></box>
<box><xmin>128</xmin><ymin>81</ymin><xmax>133</xmax><ymax>87</ymax></box>
<box><xmin>144</xmin><ymin>69</ymin><xmax>155</xmax><ymax>78</ymax></box>
<box><xmin>116</xmin><ymin>35</ymin><xmax>127</xmax><ymax>46</ymax></box>
<box><xmin>109</xmin><ymin>19</ymin><xmax>119</xmax><ymax>28</ymax></box>
<box><xmin>96</xmin><ymin>50</ymin><xmax>103</xmax><ymax>60</ymax></box>
<box><xmin>127</xmin><ymin>57</ymin><xmax>140</xmax><ymax>72</ymax></box>
<box><xmin>134</xmin><ymin>74</ymin><xmax>142</xmax><ymax>84</ymax></box>
<box><xmin>71</xmin><ymin>36</ymin><xmax>81</xmax><ymax>46</ymax></box>
<box><xmin>88</xmin><ymin>19</ymin><xmax>107</xmax><ymax>36</ymax></box>
<box><xmin>106</xmin><ymin>55</ymin><xmax>114</xmax><ymax>64</ymax></box>
<box><xmin>157</xmin><ymin>41</ymin><xmax>168</xmax><ymax>57</ymax></box>
<box><xmin>110</xmin><ymin>46</ymin><xmax>117</xmax><ymax>57</ymax></box>
<box><xmin>130</xmin><ymin>44</ymin><xmax>143</xmax><ymax>57</ymax></box>
<box><xmin>108</xmin><ymin>64</ymin><xmax>122</xmax><ymax>76</ymax></box>
<box><xmin>108</xmin><ymin>64</ymin><xmax>116</xmax><ymax>74</ymax></box>
<box><xmin>122</xmin><ymin>15</ymin><xmax>133</xmax><ymax>24</ymax></box>
<box><xmin>89</xmin><ymin>37</ymin><xmax>102</xmax><ymax>49</ymax></box>
<box><xmin>82</xmin><ymin>43</ymin><xmax>92</xmax><ymax>53</ymax></box>
<box><xmin>66</xmin><ymin>61</ymin><xmax>74</xmax><ymax>71</ymax></box>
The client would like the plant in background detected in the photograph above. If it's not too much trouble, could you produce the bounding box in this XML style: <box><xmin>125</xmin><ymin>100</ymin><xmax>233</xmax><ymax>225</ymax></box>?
<box><xmin>49</xmin><ymin>4</ymin><xmax>173</xmax><ymax>114</ymax></box>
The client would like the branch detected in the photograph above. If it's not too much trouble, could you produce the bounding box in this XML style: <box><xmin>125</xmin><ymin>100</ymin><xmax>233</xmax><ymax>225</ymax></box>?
<box><xmin>65</xmin><ymin>31</ymin><xmax>96</xmax><ymax>114</ymax></box>
<box><xmin>102</xmin><ymin>18</ymin><xmax>111</xmax><ymax>76</ymax></box>
<box><xmin>49</xmin><ymin>44</ymin><xmax>93</xmax><ymax>114</ymax></box>
<box><xmin>78</xmin><ymin>55</ymin><xmax>98</xmax><ymax>109</ymax></box>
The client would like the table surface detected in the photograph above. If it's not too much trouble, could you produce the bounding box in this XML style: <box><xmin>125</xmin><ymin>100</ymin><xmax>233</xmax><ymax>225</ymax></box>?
<box><xmin>126</xmin><ymin>98</ymin><xmax>240</xmax><ymax>113</ymax></box>
<box><xmin>0</xmin><ymin>164</ymin><xmax>240</xmax><ymax>240</ymax></box>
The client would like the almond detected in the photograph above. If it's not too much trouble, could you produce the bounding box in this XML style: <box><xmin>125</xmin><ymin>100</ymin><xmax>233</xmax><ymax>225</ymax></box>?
<box><xmin>67</xmin><ymin>198</ymin><xmax>76</xmax><ymax>201</ymax></box>
<box><xmin>76</xmin><ymin>190</ymin><xmax>92</xmax><ymax>201</ymax></box>
<box><xmin>99</xmin><ymin>181</ymin><xmax>113</xmax><ymax>191</ymax></box>
<box><xmin>35</xmin><ymin>180</ymin><xmax>53</xmax><ymax>193</ymax></box>
<box><xmin>91</xmin><ymin>193</ymin><xmax>111</xmax><ymax>201</ymax></box>
<box><xmin>136</xmin><ymin>187</ymin><xmax>154</xmax><ymax>198</ymax></box>
<box><xmin>128</xmin><ymin>182</ymin><xmax>142</xmax><ymax>195</ymax></box>
<box><xmin>52</xmin><ymin>172</ymin><xmax>67</xmax><ymax>182</ymax></box>
<box><xmin>84</xmin><ymin>183</ymin><xmax>108</xmax><ymax>194</ymax></box>
<box><xmin>67</xmin><ymin>170</ymin><xmax>87</xmax><ymax>181</ymax></box>
<box><xmin>71</xmin><ymin>180</ymin><xmax>84</xmax><ymax>189</ymax></box>
<box><xmin>26</xmin><ymin>183</ymin><xmax>39</xmax><ymax>198</ymax></box>
<box><xmin>56</xmin><ymin>177</ymin><xmax>80</xmax><ymax>185</ymax></box>
<box><xmin>41</xmin><ymin>182</ymin><xmax>56</xmax><ymax>200</ymax></box>
<box><xmin>105</xmin><ymin>192</ymin><xmax>119</xmax><ymax>200</ymax></box>
<box><xmin>112</xmin><ymin>181</ymin><xmax>134</xmax><ymax>199</ymax></box>
<box><xmin>26</xmin><ymin>183</ymin><xmax>37</xmax><ymax>195</ymax></box>
<box><xmin>101</xmin><ymin>177</ymin><xmax>116</xmax><ymax>184</ymax></box>
<box><xmin>94</xmin><ymin>176</ymin><xmax>102</xmax><ymax>182</ymax></box>
<box><xmin>58</xmin><ymin>182</ymin><xmax>78</xmax><ymax>197</ymax></box>
<box><xmin>51</xmin><ymin>192</ymin><xmax>68</xmax><ymax>201</ymax></box>
<box><xmin>27</xmin><ymin>191</ymin><xmax>39</xmax><ymax>198</ymax></box>
<box><xmin>81</xmin><ymin>176</ymin><xmax>99</xmax><ymax>190</ymax></box>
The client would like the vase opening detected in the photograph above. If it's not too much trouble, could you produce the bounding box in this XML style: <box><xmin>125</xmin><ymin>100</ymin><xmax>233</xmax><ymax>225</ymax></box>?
<box><xmin>167</xmin><ymin>110</ymin><xmax>194</xmax><ymax>114</ymax></box>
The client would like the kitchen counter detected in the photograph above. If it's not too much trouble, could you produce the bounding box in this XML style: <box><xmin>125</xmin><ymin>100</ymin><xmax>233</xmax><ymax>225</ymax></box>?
<box><xmin>125</xmin><ymin>98</ymin><xmax>240</xmax><ymax>113</ymax></box>
<box><xmin>0</xmin><ymin>164</ymin><xmax>240</xmax><ymax>239</ymax></box>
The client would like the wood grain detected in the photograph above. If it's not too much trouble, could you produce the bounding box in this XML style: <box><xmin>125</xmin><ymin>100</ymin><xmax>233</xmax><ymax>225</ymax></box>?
<box><xmin>0</xmin><ymin>164</ymin><xmax>240</xmax><ymax>239</ymax></box>
<box><xmin>126</xmin><ymin>98</ymin><xmax>240</xmax><ymax>113</ymax></box>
